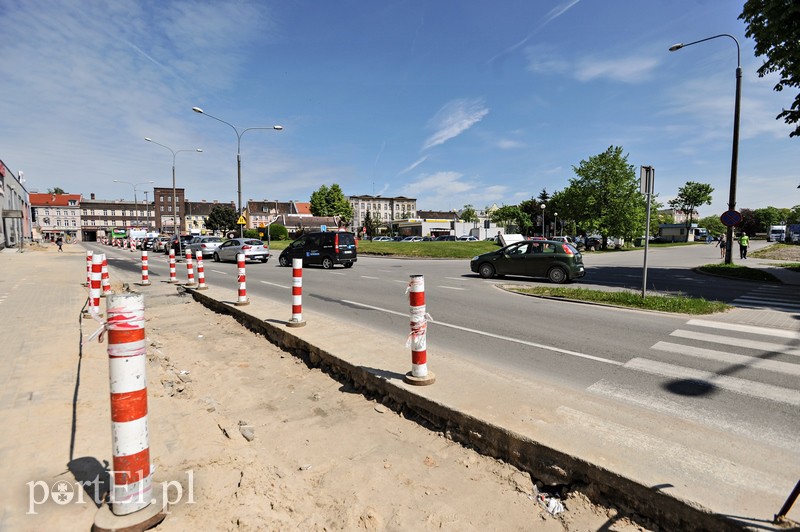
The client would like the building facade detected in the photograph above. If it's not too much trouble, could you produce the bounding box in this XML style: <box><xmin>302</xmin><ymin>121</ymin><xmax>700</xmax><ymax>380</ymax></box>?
<box><xmin>0</xmin><ymin>159</ymin><xmax>32</xmax><ymax>249</ymax></box>
<box><xmin>154</xmin><ymin>186</ymin><xmax>186</xmax><ymax>235</ymax></box>
<box><xmin>349</xmin><ymin>195</ymin><xmax>416</xmax><ymax>230</ymax></box>
<box><xmin>30</xmin><ymin>193</ymin><xmax>83</xmax><ymax>242</ymax></box>
<box><xmin>80</xmin><ymin>194</ymin><xmax>155</xmax><ymax>241</ymax></box>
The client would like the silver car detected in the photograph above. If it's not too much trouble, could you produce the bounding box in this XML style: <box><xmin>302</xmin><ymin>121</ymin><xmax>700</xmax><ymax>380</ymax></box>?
<box><xmin>187</xmin><ymin>236</ymin><xmax>222</xmax><ymax>258</ymax></box>
<box><xmin>213</xmin><ymin>238</ymin><xmax>270</xmax><ymax>263</ymax></box>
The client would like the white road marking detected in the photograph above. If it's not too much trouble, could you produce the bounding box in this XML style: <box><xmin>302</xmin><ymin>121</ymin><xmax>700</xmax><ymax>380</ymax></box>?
<box><xmin>360</xmin><ymin>276</ymin><xmax>380</xmax><ymax>280</ymax></box>
<box><xmin>444</xmin><ymin>277</ymin><xmax>466</xmax><ymax>281</ymax></box>
<box><xmin>437</xmin><ymin>286</ymin><xmax>466</xmax><ymax>291</ymax></box>
<box><xmin>260</xmin><ymin>281</ymin><xmax>289</xmax><ymax>289</ymax></box>
<box><xmin>652</xmin><ymin>341</ymin><xmax>800</xmax><ymax>376</ymax></box>
<box><xmin>624</xmin><ymin>358</ymin><xmax>800</xmax><ymax>406</ymax></box>
<box><xmin>686</xmin><ymin>319</ymin><xmax>800</xmax><ymax>339</ymax></box>
<box><xmin>670</xmin><ymin>330</ymin><xmax>800</xmax><ymax>357</ymax></box>
<box><xmin>341</xmin><ymin>299</ymin><xmax>622</xmax><ymax>366</ymax></box>
<box><xmin>210</xmin><ymin>270</ymin><xmax>227</xmax><ymax>275</ymax></box>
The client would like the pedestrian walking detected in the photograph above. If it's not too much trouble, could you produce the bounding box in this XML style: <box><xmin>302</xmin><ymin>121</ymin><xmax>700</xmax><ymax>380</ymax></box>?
<box><xmin>738</xmin><ymin>232</ymin><xmax>750</xmax><ymax>259</ymax></box>
<box><xmin>55</xmin><ymin>236</ymin><xmax>63</xmax><ymax>252</ymax></box>
<box><xmin>716</xmin><ymin>234</ymin><xmax>726</xmax><ymax>259</ymax></box>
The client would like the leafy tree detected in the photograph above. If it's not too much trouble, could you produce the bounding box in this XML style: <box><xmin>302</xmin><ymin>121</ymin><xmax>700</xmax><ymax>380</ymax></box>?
<box><xmin>536</xmin><ymin>188</ymin><xmax>550</xmax><ymax>204</ymax></box>
<box><xmin>363</xmin><ymin>210</ymin><xmax>379</xmax><ymax>238</ymax></box>
<box><xmin>787</xmin><ymin>205</ymin><xmax>800</xmax><ymax>224</ymax></box>
<box><xmin>205</xmin><ymin>204</ymin><xmax>238</xmax><ymax>233</ymax></box>
<box><xmin>740</xmin><ymin>0</ymin><xmax>800</xmax><ymax>137</ymax></box>
<box><xmin>753</xmin><ymin>206</ymin><xmax>786</xmax><ymax>232</ymax></box>
<box><xmin>269</xmin><ymin>224</ymin><xmax>289</xmax><ymax>241</ymax></box>
<box><xmin>490</xmin><ymin>205</ymin><xmax>529</xmax><ymax>232</ymax></box>
<box><xmin>738</xmin><ymin>208</ymin><xmax>759</xmax><ymax>236</ymax></box>
<box><xmin>309</xmin><ymin>184</ymin><xmax>354</xmax><ymax>222</ymax></box>
<box><xmin>47</xmin><ymin>187</ymin><xmax>66</xmax><ymax>194</ymax></box>
<box><xmin>698</xmin><ymin>215</ymin><xmax>726</xmax><ymax>238</ymax></box>
<box><xmin>668</xmin><ymin>181</ymin><xmax>714</xmax><ymax>231</ymax></box>
<box><xmin>557</xmin><ymin>146</ymin><xmax>645</xmax><ymax>248</ymax></box>
<box><xmin>518</xmin><ymin>198</ymin><xmax>542</xmax><ymax>236</ymax></box>
<box><xmin>460</xmin><ymin>205</ymin><xmax>479</xmax><ymax>224</ymax></box>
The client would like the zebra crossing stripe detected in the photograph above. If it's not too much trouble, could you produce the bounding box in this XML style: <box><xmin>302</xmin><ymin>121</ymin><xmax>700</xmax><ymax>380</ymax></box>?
<box><xmin>733</xmin><ymin>297</ymin><xmax>800</xmax><ymax>310</ymax></box>
<box><xmin>685</xmin><ymin>319</ymin><xmax>800</xmax><ymax>339</ymax></box>
<box><xmin>670</xmin><ymin>330</ymin><xmax>800</xmax><ymax>357</ymax></box>
<box><xmin>652</xmin><ymin>341</ymin><xmax>800</xmax><ymax>376</ymax></box>
<box><xmin>624</xmin><ymin>358</ymin><xmax>800</xmax><ymax>406</ymax></box>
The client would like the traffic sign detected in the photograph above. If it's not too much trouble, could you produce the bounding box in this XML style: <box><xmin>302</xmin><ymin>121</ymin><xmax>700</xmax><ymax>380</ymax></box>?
<box><xmin>720</xmin><ymin>210</ymin><xmax>742</xmax><ymax>227</ymax></box>
<box><xmin>320</xmin><ymin>224</ymin><xmax>327</xmax><ymax>232</ymax></box>
<box><xmin>237</xmin><ymin>216</ymin><xmax>247</xmax><ymax>225</ymax></box>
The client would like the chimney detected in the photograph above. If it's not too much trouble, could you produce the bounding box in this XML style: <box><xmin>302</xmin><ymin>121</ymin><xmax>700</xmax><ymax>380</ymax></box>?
<box><xmin>91</xmin><ymin>193</ymin><xmax>96</xmax><ymax>200</ymax></box>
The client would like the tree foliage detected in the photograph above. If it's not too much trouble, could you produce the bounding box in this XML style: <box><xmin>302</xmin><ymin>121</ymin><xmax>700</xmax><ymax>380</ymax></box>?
<box><xmin>309</xmin><ymin>184</ymin><xmax>354</xmax><ymax>222</ymax></box>
<box><xmin>740</xmin><ymin>0</ymin><xmax>800</xmax><ymax>137</ymax></box>
<box><xmin>668</xmin><ymin>181</ymin><xmax>714</xmax><ymax>230</ymax></box>
<box><xmin>460</xmin><ymin>205</ymin><xmax>479</xmax><ymax>224</ymax></box>
<box><xmin>698</xmin><ymin>215</ymin><xmax>726</xmax><ymax>238</ymax></box>
<box><xmin>490</xmin><ymin>205</ymin><xmax>529</xmax><ymax>232</ymax></box>
<box><xmin>47</xmin><ymin>187</ymin><xmax>66</xmax><ymax>194</ymax></box>
<box><xmin>738</xmin><ymin>208</ymin><xmax>759</xmax><ymax>236</ymax></box>
<box><xmin>205</xmin><ymin>204</ymin><xmax>238</xmax><ymax>233</ymax></box>
<box><xmin>557</xmin><ymin>146</ymin><xmax>645</xmax><ymax>248</ymax></box>
<box><xmin>752</xmin><ymin>206</ymin><xmax>790</xmax><ymax>231</ymax></box>
<box><xmin>362</xmin><ymin>210</ymin><xmax>380</xmax><ymax>238</ymax></box>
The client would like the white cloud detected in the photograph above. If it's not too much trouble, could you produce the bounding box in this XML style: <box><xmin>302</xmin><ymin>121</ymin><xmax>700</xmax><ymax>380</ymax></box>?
<box><xmin>399</xmin><ymin>155</ymin><xmax>429</xmax><ymax>174</ymax></box>
<box><xmin>574</xmin><ymin>56</ymin><xmax>659</xmax><ymax>83</ymax></box>
<box><xmin>422</xmin><ymin>98</ymin><xmax>489</xmax><ymax>150</ymax></box>
<box><xmin>496</xmin><ymin>139</ymin><xmax>525</xmax><ymax>150</ymax></box>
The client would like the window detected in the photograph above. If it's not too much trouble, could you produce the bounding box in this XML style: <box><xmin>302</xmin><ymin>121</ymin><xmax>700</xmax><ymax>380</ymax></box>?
<box><xmin>103</xmin><ymin>210</ymin><xmax>108</xmax><ymax>216</ymax></box>
<box><xmin>56</xmin><ymin>209</ymin><xmax>61</xmax><ymax>216</ymax></box>
<box><xmin>160</xmin><ymin>206</ymin><xmax>164</xmax><ymax>212</ymax></box>
<box><xmin>69</xmin><ymin>200</ymin><xmax>77</xmax><ymax>206</ymax></box>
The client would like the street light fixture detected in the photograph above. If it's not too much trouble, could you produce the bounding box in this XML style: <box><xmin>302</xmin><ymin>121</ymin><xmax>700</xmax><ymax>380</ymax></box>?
<box><xmin>669</xmin><ymin>33</ymin><xmax>741</xmax><ymax>264</ymax></box>
<box><xmin>192</xmin><ymin>106</ymin><xmax>283</xmax><ymax>237</ymax></box>
<box><xmin>554</xmin><ymin>212</ymin><xmax>559</xmax><ymax>237</ymax></box>
<box><xmin>113</xmin><ymin>179</ymin><xmax>154</xmax><ymax>228</ymax></box>
<box><xmin>540</xmin><ymin>203</ymin><xmax>546</xmax><ymax>238</ymax></box>
<box><xmin>144</xmin><ymin>138</ymin><xmax>202</xmax><ymax>239</ymax></box>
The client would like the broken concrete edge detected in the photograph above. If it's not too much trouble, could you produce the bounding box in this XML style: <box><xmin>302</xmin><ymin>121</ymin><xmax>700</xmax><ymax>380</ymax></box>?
<box><xmin>182</xmin><ymin>286</ymin><xmax>741</xmax><ymax>532</ymax></box>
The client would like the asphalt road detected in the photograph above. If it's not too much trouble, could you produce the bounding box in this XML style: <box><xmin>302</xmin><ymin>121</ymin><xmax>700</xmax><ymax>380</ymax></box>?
<box><xmin>87</xmin><ymin>241</ymin><xmax>800</xmax><ymax>455</ymax></box>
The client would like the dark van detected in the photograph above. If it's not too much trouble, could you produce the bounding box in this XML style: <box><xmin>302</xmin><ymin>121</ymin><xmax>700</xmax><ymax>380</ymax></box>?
<box><xmin>278</xmin><ymin>231</ymin><xmax>357</xmax><ymax>269</ymax></box>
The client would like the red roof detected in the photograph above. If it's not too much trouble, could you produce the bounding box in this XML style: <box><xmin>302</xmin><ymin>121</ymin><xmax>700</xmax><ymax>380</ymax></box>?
<box><xmin>29</xmin><ymin>193</ymin><xmax>82</xmax><ymax>206</ymax></box>
<box><xmin>295</xmin><ymin>202</ymin><xmax>312</xmax><ymax>215</ymax></box>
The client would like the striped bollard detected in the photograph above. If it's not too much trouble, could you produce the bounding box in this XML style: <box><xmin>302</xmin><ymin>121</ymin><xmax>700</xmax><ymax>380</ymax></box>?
<box><xmin>94</xmin><ymin>292</ymin><xmax>167</xmax><ymax>528</ymax></box>
<box><xmin>195</xmin><ymin>251</ymin><xmax>207</xmax><ymax>290</ymax></box>
<box><xmin>129</xmin><ymin>239</ymin><xmax>135</xmax><ymax>252</ymax></box>
<box><xmin>84</xmin><ymin>250</ymin><xmax>93</xmax><ymax>286</ymax></box>
<box><xmin>83</xmin><ymin>254</ymin><xmax>103</xmax><ymax>318</ymax></box>
<box><xmin>404</xmin><ymin>275</ymin><xmax>435</xmax><ymax>386</ymax></box>
<box><xmin>287</xmin><ymin>258</ymin><xmax>306</xmax><ymax>327</ymax></box>
<box><xmin>235</xmin><ymin>253</ymin><xmax>249</xmax><ymax>306</ymax></box>
<box><xmin>168</xmin><ymin>249</ymin><xmax>177</xmax><ymax>283</ymax></box>
<box><xmin>140</xmin><ymin>250</ymin><xmax>151</xmax><ymax>286</ymax></box>
<box><xmin>101</xmin><ymin>254</ymin><xmax>112</xmax><ymax>297</ymax></box>
<box><xmin>185</xmin><ymin>249</ymin><xmax>196</xmax><ymax>287</ymax></box>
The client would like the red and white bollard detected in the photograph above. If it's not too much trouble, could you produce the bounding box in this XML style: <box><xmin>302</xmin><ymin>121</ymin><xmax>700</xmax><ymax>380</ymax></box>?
<box><xmin>95</xmin><ymin>292</ymin><xmax>167</xmax><ymax>528</ymax></box>
<box><xmin>84</xmin><ymin>250</ymin><xmax>93</xmax><ymax>286</ymax></box>
<box><xmin>404</xmin><ymin>275</ymin><xmax>435</xmax><ymax>385</ymax></box>
<box><xmin>185</xmin><ymin>249</ymin><xmax>196</xmax><ymax>287</ymax></box>
<box><xmin>83</xmin><ymin>254</ymin><xmax>104</xmax><ymax>318</ymax></box>
<box><xmin>101</xmin><ymin>254</ymin><xmax>112</xmax><ymax>297</ymax></box>
<box><xmin>140</xmin><ymin>250</ymin><xmax>151</xmax><ymax>286</ymax></box>
<box><xmin>235</xmin><ymin>253</ymin><xmax>249</xmax><ymax>306</ymax></box>
<box><xmin>168</xmin><ymin>249</ymin><xmax>177</xmax><ymax>283</ymax></box>
<box><xmin>287</xmin><ymin>258</ymin><xmax>306</xmax><ymax>327</ymax></box>
<box><xmin>195</xmin><ymin>251</ymin><xmax>207</xmax><ymax>290</ymax></box>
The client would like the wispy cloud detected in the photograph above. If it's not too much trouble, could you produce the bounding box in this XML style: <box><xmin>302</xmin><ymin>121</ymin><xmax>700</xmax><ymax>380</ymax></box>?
<box><xmin>400</xmin><ymin>155</ymin><xmax>429</xmax><ymax>174</ymax></box>
<box><xmin>422</xmin><ymin>98</ymin><xmax>489</xmax><ymax>150</ymax></box>
<box><xmin>496</xmin><ymin>139</ymin><xmax>525</xmax><ymax>150</ymax></box>
<box><xmin>526</xmin><ymin>45</ymin><xmax>659</xmax><ymax>83</ymax></box>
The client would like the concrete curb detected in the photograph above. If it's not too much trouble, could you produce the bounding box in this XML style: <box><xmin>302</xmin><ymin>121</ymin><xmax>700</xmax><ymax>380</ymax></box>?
<box><xmin>183</xmin><ymin>284</ymin><xmax>742</xmax><ymax>531</ymax></box>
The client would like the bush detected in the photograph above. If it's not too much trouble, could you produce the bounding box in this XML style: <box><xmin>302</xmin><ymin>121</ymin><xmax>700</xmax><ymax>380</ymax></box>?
<box><xmin>269</xmin><ymin>224</ymin><xmax>289</xmax><ymax>241</ymax></box>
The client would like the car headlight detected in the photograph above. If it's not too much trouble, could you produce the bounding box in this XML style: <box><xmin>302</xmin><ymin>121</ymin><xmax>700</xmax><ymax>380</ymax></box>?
<box><xmin>471</xmin><ymin>256</ymin><xmax>479</xmax><ymax>261</ymax></box>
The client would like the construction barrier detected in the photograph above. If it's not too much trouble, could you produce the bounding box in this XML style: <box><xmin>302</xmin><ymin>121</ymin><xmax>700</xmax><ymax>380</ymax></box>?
<box><xmin>140</xmin><ymin>250</ymin><xmax>151</xmax><ymax>286</ymax></box>
<box><xmin>287</xmin><ymin>257</ymin><xmax>306</xmax><ymax>327</ymax></box>
<box><xmin>105</xmin><ymin>292</ymin><xmax>153</xmax><ymax>515</ymax></box>
<box><xmin>84</xmin><ymin>250</ymin><xmax>93</xmax><ymax>286</ymax></box>
<box><xmin>168</xmin><ymin>249</ymin><xmax>177</xmax><ymax>283</ymax></box>
<box><xmin>235</xmin><ymin>253</ymin><xmax>249</xmax><ymax>306</ymax></box>
<box><xmin>195</xmin><ymin>251</ymin><xmax>207</xmax><ymax>290</ymax></box>
<box><xmin>101</xmin><ymin>254</ymin><xmax>112</xmax><ymax>297</ymax></box>
<box><xmin>86</xmin><ymin>254</ymin><xmax>103</xmax><ymax>317</ymax></box>
<box><xmin>404</xmin><ymin>275</ymin><xmax>435</xmax><ymax>386</ymax></box>
<box><xmin>185</xmin><ymin>249</ymin><xmax>196</xmax><ymax>287</ymax></box>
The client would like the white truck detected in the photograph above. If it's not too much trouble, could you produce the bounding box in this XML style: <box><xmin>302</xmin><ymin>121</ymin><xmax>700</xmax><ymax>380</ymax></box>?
<box><xmin>768</xmin><ymin>225</ymin><xmax>786</xmax><ymax>242</ymax></box>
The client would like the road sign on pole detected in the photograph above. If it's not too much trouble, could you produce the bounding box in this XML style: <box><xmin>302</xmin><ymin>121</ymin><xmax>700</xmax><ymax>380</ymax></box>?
<box><xmin>720</xmin><ymin>210</ymin><xmax>742</xmax><ymax>227</ymax></box>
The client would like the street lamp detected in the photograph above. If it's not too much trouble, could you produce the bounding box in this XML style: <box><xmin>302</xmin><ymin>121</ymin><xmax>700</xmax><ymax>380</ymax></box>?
<box><xmin>540</xmin><ymin>203</ymin><xmax>546</xmax><ymax>238</ymax></box>
<box><xmin>113</xmin><ymin>179</ymin><xmax>154</xmax><ymax>228</ymax></box>
<box><xmin>669</xmin><ymin>33</ymin><xmax>741</xmax><ymax>264</ymax></box>
<box><xmin>192</xmin><ymin>107</ymin><xmax>283</xmax><ymax>237</ymax></box>
<box><xmin>554</xmin><ymin>212</ymin><xmax>559</xmax><ymax>237</ymax></box>
<box><xmin>144</xmin><ymin>138</ymin><xmax>202</xmax><ymax>239</ymax></box>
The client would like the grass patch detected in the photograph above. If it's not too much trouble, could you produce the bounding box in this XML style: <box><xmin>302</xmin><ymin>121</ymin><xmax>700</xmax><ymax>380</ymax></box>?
<box><xmin>508</xmin><ymin>287</ymin><xmax>729</xmax><ymax>314</ymax></box>
<box><xmin>356</xmin><ymin>241</ymin><xmax>498</xmax><ymax>259</ymax></box>
<box><xmin>777</xmin><ymin>262</ymin><xmax>800</xmax><ymax>272</ymax></box>
<box><xmin>696</xmin><ymin>263</ymin><xmax>781</xmax><ymax>282</ymax></box>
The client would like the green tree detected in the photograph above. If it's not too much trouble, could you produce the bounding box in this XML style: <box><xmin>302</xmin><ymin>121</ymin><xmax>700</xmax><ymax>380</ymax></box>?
<box><xmin>668</xmin><ymin>181</ymin><xmax>714</xmax><ymax>232</ymax></box>
<box><xmin>753</xmin><ymin>206</ymin><xmax>785</xmax><ymax>232</ymax></box>
<box><xmin>205</xmin><ymin>204</ymin><xmax>238</xmax><ymax>233</ymax></box>
<box><xmin>698</xmin><ymin>215</ymin><xmax>726</xmax><ymax>238</ymax></box>
<box><xmin>518</xmin><ymin>198</ymin><xmax>542</xmax><ymax>236</ymax></box>
<box><xmin>740</xmin><ymin>0</ymin><xmax>800</xmax><ymax>137</ymax></box>
<box><xmin>363</xmin><ymin>210</ymin><xmax>379</xmax><ymax>238</ymax></box>
<box><xmin>558</xmin><ymin>146</ymin><xmax>645</xmax><ymax>248</ymax></box>
<box><xmin>787</xmin><ymin>205</ymin><xmax>800</xmax><ymax>224</ymax></box>
<box><xmin>309</xmin><ymin>184</ymin><xmax>354</xmax><ymax>222</ymax></box>
<box><xmin>47</xmin><ymin>187</ymin><xmax>66</xmax><ymax>194</ymax></box>
<box><xmin>490</xmin><ymin>205</ymin><xmax>529</xmax><ymax>232</ymax></box>
<box><xmin>269</xmin><ymin>224</ymin><xmax>289</xmax><ymax>241</ymax></box>
<box><xmin>460</xmin><ymin>205</ymin><xmax>479</xmax><ymax>224</ymax></box>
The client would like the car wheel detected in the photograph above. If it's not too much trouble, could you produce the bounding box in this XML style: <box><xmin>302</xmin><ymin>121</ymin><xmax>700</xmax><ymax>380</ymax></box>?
<box><xmin>548</xmin><ymin>266</ymin><xmax>567</xmax><ymax>284</ymax></box>
<box><xmin>343</xmin><ymin>262</ymin><xmax>353</xmax><ymax>268</ymax></box>
<box><xmin>478</xmin><ymin>263</ymin><xmax>495</xmax><ymax>279</ymax></box>
<box><xmin>279</xmin><ymin>255</ymin><xmax>290</xmax><ymax>267</ymax></box>
<box><xmin>262</xmin><ymin>256</ymin><xmax>269</xmax><ymax>263</ymax></box>
<box><xmin>213</xmin><ymin>252</ymin><xmax>220</xmax><ymax>262</ymax></box>
<box><xmin>321</xmin><ymin>256</ymin><xmax>334</xmax><ymax>269</ymax></box>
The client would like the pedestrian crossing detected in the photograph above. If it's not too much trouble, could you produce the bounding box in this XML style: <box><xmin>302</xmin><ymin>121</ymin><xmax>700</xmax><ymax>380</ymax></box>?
<box><xmin>731</xmin><ymin>284</ymin><xmax>800</xmax><ymax>312</ymax></box>
<box><xmin>588</xmin><ymin>318</ymin><xmax>800</xmax><ymax>450</ymax></box>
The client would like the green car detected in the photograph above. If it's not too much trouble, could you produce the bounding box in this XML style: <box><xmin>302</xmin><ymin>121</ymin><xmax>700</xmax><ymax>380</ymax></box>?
<box><xmin>470</xmin><ymin>239</ymin><xmax>585</xmax><ymax>284</ymax></box>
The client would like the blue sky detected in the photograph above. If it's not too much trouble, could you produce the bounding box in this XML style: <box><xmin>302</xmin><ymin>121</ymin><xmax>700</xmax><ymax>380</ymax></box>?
<box><xmin>1</xmin><ymin>0</ymin><xmax>797</xmax><ymax>218</ymax></box>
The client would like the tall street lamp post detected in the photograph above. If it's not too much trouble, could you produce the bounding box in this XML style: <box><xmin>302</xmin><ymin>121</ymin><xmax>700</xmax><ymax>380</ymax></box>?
<box><xmin>540</xmin><ymin>203</ymin><xmax>546</xmax><ymax>238</ymax></box>
<box><xmin>114</xmin><ymin>179</ymin><xmax>154</xmax><ymax>228</ymax></box>
<box><xmin>192</xmin><ymin>107</ymin><xmax>282</xmax><ymax>237</ymax></box>
<box><xmin>144</xmin><ymin>138</ymin><xmax>202</xmax><ymax>239</ymax></box>
<box><xmin>669</xmin><ymin>34</ymin><xmax>741</xmax><ymax>265</ymax></box>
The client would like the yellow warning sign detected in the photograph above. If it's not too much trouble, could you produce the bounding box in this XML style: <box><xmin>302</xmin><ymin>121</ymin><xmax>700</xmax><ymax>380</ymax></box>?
<box><xmin>237</xmin><ymin>216</ymin><xmax>247</xmax><ymax>225</ymax></box>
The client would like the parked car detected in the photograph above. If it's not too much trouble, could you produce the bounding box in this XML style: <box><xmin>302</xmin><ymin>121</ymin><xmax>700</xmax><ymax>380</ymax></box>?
<box><xmin>213</xmin><ymin>238</ymin><xmax>270</xmax><ymax>263</ymax></box>
<box><xmin>401</xmin><ymin>236</ymin><xmax>423</xmax><ymax>242</ymax></box>
<box><xmin>187</xmin><ymin>236</ymin><xmax>223</xmax><ymax>258</ymax></box>
<box><xmin>434</xmin><ymin>235</ymin><xmax>456</xmax><ymax>241</ymax></box>
<box><xmin>458</xmin><ymin>235</ymin><xmax>479</xmax><ymax>241</ymax></box>
<box><xmin>152</xmin><ymin>236</ymin><xmax>171</xmax><ymax>252</ymax></box>
<box><xmin>550</xmin><ymin>235</ymin><xmax>577</xmax><ymax>247</ymax></box>
<box><xmin>372</xmin><ymin>236</ymin><xmax>392</xmax><ymax>241</ymax></box>
<box><xmin>469</xmin><ymin>239</ymin><xmax>585</xmax><ymax>284</ymax></box>
<box><xmin>278</xmin><ymin>231</ymin><xmax>357</xmax><ymax>269</ymax></box>
<box><xmin>167</xmin><ymin>234</ymin><xmax>195</xmax><ymax>256</ymax></box>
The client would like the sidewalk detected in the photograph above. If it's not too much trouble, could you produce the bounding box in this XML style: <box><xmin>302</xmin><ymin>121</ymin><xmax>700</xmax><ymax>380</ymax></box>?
<box><xmin>1</xmin><ymin>245</ymin><xmax>798</xmax><ymax>531</ymax></box>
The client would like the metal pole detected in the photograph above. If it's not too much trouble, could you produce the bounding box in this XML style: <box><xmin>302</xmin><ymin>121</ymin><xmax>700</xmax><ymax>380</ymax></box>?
<box><xmin>725</xmin><ymin>63</ymin><xmax>742</xmax><ymax>264</ymax></box>
<box><xmin>775</xmin><ymin>479</ymin><xmax>800</xmax><ymax>523</ymax></box>
<box><xmin>237</xmin><ymin>149</ymin><xmax>243</xmax><ymax>237</ymax></box>
<box><xmin>172</xmin><ymin>161</ymin><xmax>177</xmax><ymax>240</ymax></box>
